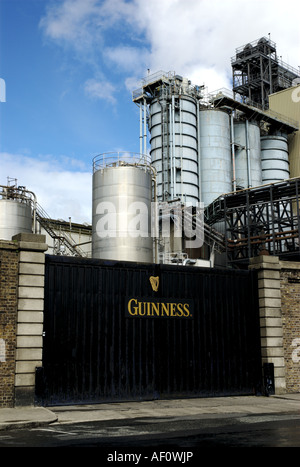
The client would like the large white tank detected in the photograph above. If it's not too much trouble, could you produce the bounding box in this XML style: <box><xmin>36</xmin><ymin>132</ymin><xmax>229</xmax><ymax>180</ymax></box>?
<box><xmin>261</xmin><ymin>135</ymin><xmax>290</xmax><ymax>183</ymax></box>
<box><xmin>234</xmin><ymin>121</ymin><xmax>262</xmax><ymax>189</ymax></box>
<box><xmin>199</xmin><ymin>109</ymin><xmax>232</xmax><ymax>206</ymax></box>
<box><xmin>149</xmin><ymin>94</ymin><xmax>199</xmax><ymax>204</ymax></box>
<box><xmin>92</xmin><ymin>154</ymin><xmax>153</xmax><ymax>263</ymax></box>
<box><xmin>0</xmin><ymin>200</ymin><xmax>32</xmax><ymax>240</ymax></box>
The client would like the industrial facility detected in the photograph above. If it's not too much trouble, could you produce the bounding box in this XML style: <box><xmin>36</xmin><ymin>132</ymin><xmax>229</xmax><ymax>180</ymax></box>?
<box><xmin>1</xmin><ymin>36</ymin><xmax>300</xmax><ymax>269</ymax></box>
<box><xmin>0</xmin><ymin>180</ymin><xmax>92</xmax><ymax>257</ymax></box>
<box><xmin>1</xmin><ymin>36</ymin><xmax>300</xmax><ymax>407</ymax></box>
<box><xmin>130</xmin><ymin>36</ymin><xmax>300</xmax><ymax>268</ymax></box>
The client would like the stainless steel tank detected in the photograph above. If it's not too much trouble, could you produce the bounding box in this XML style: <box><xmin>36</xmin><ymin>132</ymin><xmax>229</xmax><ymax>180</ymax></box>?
<box><xmin>149</xmin><ymin>94</ymin><xmax>199</xmax><ymax>204</ymax></box>
<box><xmin>261</xmin><ymin>135</ymin><xmax>290</xmax><ymax>183</ymax></box>
<box><xmin>0</xmin><ymin>199</ymin><xmax>32</xmax><ymax>240</ymax></box>
<box><xmin>199</xmin><ymin>109</ymin><xmax>232</xmax><ymax>206</ymax></box>
<box><xmin>92</xmin><ymin>153</ymin><xmax>153</xmax><ymax>262</ymax></box>
<box><xmin>234</xmin><ymin>120</ymin><xmax>262</xmax><ymax>189</ymax></box>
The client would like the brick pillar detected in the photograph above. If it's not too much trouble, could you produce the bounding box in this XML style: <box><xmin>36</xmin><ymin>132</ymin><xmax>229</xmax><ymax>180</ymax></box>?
<box><xmin>249</xmin><ymin>255</ymin><xmax>286</xmax><ymax>394</ymax></box>
<box><xmin>12</xmin><ymin>233</ymin><xmax>48</xmax><ymax>407</ymax></box>
<box><xmin>0</xmin><ymin>241</ymin><xmax>19</xmax><ymax>408</ymax></box>
<box><xmin>280</xmin><ymin>262</ymin><xmax>300</xmax><ymax>393</ymax></box>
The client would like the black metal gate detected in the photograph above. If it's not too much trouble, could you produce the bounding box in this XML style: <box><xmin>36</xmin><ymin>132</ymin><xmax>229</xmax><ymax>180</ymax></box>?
<box><xmin>37</xmin><ymin>255</ymin><xmax>262</xmax><ymax>405</ymax></box>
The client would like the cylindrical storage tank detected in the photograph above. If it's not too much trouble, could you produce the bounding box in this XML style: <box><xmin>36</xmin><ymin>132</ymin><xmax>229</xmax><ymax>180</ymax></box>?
<box><xmin>199</xmin><ymin>109</ymin><xmax>232</xmax><ymax>206</ymax></box>
<box><xmin>92</xmin><ymin>156</ymin><xmax>153</xmax><ymax>263</ymax></box>
<box><xmin>234</xmin><ymin>121</ymin><xmax>262</xmax><ymax>189</ymax></box>
<box><xmin>149</xmin><ymin>94</ymin><xmax>199</xmax><ymax>204</ymax></box>
<box><xmin>0</xmin><ymin>200</ymin><xmax>32</xmax><ymax>240</ymax></box>
<box><xmin>261</xmin><ymin>135</ymin><xmax>290</xmax><ymax>183</ymax></box>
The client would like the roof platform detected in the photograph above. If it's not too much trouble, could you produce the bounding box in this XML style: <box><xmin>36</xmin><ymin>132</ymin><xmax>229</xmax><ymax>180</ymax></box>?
<box><xmin>210</xmin><ymin>91</ymin><xmax>299</xmax><ymax>134</ymax></box>
<box><xmin>132</xmin><ymin>71</ymin><xmax>176</xmax><ymax>103</ymax></box>
<box><xmin>132</xmin><ymin>71</ymin><xmax>204</xmax><ymax>104</ymax></box>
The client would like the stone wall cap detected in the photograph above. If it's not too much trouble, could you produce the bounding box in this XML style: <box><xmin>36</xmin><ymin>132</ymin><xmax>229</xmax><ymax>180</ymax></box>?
<box><xmin>0</xmin><ymin>240</ymin><xmax>18</xmax><ymax>250</ymax></box>
<box><xmin>250</xmin><ymin>255</ymin><xmax>280</xmax><ymax>265</ymax></box>
<box><xmin>249</xmin><ymin>262</ymin><xmax>281</xmax><ymax>271</ymax></box>
<box><xmin>18</xmin><ymin>241</ymin><xmax>48</xmax><ymax>252</ymax></box>
<box><xmin>12</xmin><ymin>233</ymin><xmax>46</xmax><ymax>244</ymax></box>
<box><xmin>280</xmin><ymin>260</ymin><xmax>300</xmax><ymax>270</ymax></box>
<box><xmin>12</xmin><ymin>234</ymin><xmax>48</xmax><ymax>252</ymax></box>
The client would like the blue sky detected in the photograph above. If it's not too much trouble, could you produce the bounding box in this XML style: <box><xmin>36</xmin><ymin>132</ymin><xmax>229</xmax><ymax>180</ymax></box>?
<box><xmin>1</xmin><ymin>0</ymin><xmax>299</xmax><ymax>223</ymax></box>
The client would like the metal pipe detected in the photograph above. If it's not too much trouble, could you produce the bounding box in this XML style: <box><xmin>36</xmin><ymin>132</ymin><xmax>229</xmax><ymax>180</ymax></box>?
<box><xmin>245</xmin><ymin>120</ymin><xmax>252</xmax><ymax>188</ymax></box>
<box><xmin>296</xmin><ymin>179</ymin><xmax>300</xmax><ymax>251</ymax></box>
<box><xmin>169</xmin><ymin>102</ymin><xmax>174</xmax><ymax>198</ymax></box>
<box><xmin>269</xmin><ymin>55</ymin><xmax>273</xmax><ymax>95</ymax></box>
<box><xmin>139</xmin><ymin>104</ymin><xmax>143</xmax><ymax>155</ymax></box>
<box><xmin>230</xmin><ymin>113</ymin><xmax>236</xmax><ymax>192</ymax></box>
<box><xmin>197</xmin><ymin>100</ymin><xmax>202</xmax><ymax>202</ymax></box>
<box><xmin>158</xmin><ymin>99</ymin><xmax>166</xmax><ymax>199</ymax></box>
<box><xmin>260</xmin><ymin>55</ymin><xmax>264</xmax><ymax>108</ymax></box>
<box><xmin>148</xmin><ymin>164</ymin><xmax>158</xmax><ymax>263</ymax></box>
<box><xmin>143</xmin><ymin>98</ymin><xmax>147</xmax><ymax>156</ymax></box>
<box><xmin>30</xmin><ymin>191</ymin><xmax>37</xmax><ymax>234</ymax></box>
<box><xmin>179</xmin><ymin>98</ymin><xmax>183</xmax><ymax>199</ymax></box>
<box><xmin>172</xmin><ymin>94</ymin><xmax>176</xmax><ymax>199</ymax></box>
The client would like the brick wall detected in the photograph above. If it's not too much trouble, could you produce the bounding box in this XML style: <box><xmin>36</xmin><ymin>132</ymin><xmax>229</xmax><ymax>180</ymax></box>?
<box><xmin>250</xmin><ymin>256</ymin><xmax>300</xmax><ymax>394</ymax></box>
<box><xmin>0</xmin><ymin>241</ymin><xmax>19</xmax><ymax>407</ymax></box>
<box><xmin>280</xmin><ymin>262</ymin><xmax>300</xmax><ymax>393</ymax></box>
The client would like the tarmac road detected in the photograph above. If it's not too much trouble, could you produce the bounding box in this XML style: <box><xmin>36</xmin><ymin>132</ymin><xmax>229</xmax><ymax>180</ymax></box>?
<box><xmin>1</xmin><ymin>413</ymin><xmax>300</xmax><ymax>448</ymax></box>
<box><xmin>0</xmin><ymin>395</ymin><xmax>300</xmax><ymax>451</ymax></box>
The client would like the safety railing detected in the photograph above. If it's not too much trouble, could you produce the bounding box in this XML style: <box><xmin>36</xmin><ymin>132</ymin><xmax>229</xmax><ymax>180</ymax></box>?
<box><xmin>93</xmin><ymin>152</ymin><xmax>151</xmax><ymax>173</ymax></box>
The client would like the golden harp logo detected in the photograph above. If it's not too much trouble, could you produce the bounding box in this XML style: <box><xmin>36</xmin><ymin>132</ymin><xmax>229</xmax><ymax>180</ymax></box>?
<box><xmin>149</xmin><ymin>276</ymin><xmax>159</xmax><ymax>292</ymax></box>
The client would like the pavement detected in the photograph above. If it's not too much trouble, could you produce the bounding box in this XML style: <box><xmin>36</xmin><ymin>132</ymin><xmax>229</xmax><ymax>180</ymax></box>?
<box><xmin>0</xmin><ymin>393</ymin><xmax>299</xmax><ymax>431</ymax></box>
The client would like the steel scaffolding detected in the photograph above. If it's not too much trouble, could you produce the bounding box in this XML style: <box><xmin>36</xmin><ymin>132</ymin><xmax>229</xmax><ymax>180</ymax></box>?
<box><xmin>205</xmin><ymin>178</ymin><xmax>300</xmax><ymax>267</ymax></box>
<box><xmin>232</xmin><ymin>37</ymin><xmax>300</xmax><ymax>109</ymax></box>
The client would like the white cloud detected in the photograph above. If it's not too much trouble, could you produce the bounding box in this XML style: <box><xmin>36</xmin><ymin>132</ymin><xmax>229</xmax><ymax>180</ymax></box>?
<box><xmin>84</xmin><ymin>78</ymin><xmax>117</xmax><ymax>103</ymax></box>
<box><xmin>129</xmin><ymin>0</ymin><xmax>300</xmax><ymax>91</ymax></box>
<box><xmin>39</xmin><ymin>0</ymin><xmax>100</xmax><ymax>48</ymax></box>
<box><xmin>1</xmin><ymin>152</ymin><xmax>92</xmax><ymax>224</ymax></box>
<box><xmin>40</xmin><ymin>0</ymin><xmax>300</xmax><ymax>94</ymax></box>
<box><xmin>103</xmin><ymin>46</ymin><xmax>150</xmax><ymax>73</ymax></box>
<box><xmin>15</xmin><ymin>0</ymin><xmax>299</xmax><ymax>225</ymax></box>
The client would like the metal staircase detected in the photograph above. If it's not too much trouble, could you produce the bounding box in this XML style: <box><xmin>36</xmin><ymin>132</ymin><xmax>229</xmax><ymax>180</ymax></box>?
<box><xmin>183</xmin><ymin>204</ymin><xmax>226</xmax><ymax>253</ymax></box>
<box><xmin>35</xmin><ymin>203</ymin><xmax>87</xmax><ymax>257</ymax></box>
<box><xmin>158</xmin><ymin>201</ymin><xmax>226</xmax><ymax>259</ymax></box>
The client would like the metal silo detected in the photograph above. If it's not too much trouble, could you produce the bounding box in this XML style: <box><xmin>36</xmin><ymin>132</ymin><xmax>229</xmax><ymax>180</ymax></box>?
<box><xmin>0</xmin><ymin>200</ymin><xmax>32</xmax><ymax>240</ymax></box>
<box><xmin>0</xmin><ymin>185</ymin><xmax>33</xmax><ymax>240</ymax></box>
<box><xmin>149</xmin><ymin>92</ymin><xmax>199</xmax><ymax>204</ymax></box>
<box><xmin>92</xmin><ymin>153</ymin><xmax>154</xmax><ymax>263</ymax></box>
<box><xmin>199</xmin><ymin>109</ymin><xmax>232</xmax><ymax>206</ymax></box>
<box><xmin>261</xmin><ymin>134</ymin><xmax>290</xmax><ymax>183</ymax></box>
<box><xmin>234</xmin><ymin>120</ymin><xmax>262</xmax><ymax>189</ymax></box>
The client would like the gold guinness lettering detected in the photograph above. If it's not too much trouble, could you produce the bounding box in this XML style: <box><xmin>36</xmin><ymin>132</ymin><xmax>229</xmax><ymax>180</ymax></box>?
<box><xmin>127</xmin><ymin>298</ymin><xmax>138</xmax><ymax>315</ymax></box>
<box><xmin>126</xmin><ymin>297</ymin><xmax>193</xmax><ymax>319</ymax></box>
